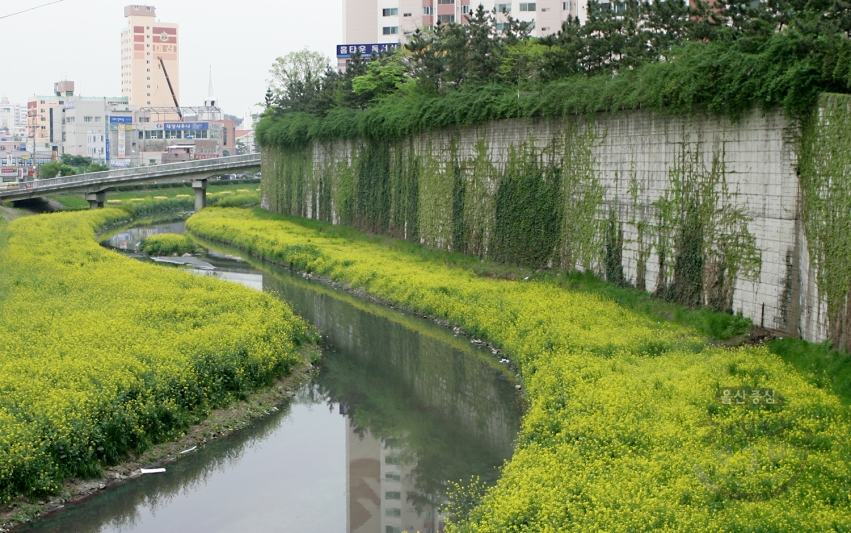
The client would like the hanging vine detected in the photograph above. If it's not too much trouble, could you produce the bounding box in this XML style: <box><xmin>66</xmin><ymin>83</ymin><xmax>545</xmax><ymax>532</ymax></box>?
<box><xmin>799</xmin><ymin>93</ymin><xmax>851</xmax><ymax>351</ymax></box>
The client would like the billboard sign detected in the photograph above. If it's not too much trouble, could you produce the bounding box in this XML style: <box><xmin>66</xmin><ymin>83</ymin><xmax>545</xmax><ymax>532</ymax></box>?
<box><xmin>161</xmin><ymin>122</ymin><xmax>208</xmax><ymax>131</ymax></box>
<box><xmin>109</xmin><ymin>116</ymin><xmax>133</xmax><ymax>124</ymax></box>
<box><xmin>336</xmin><ymin>43</ymin><xmax>400</xmax><ymax>58</ymax></box>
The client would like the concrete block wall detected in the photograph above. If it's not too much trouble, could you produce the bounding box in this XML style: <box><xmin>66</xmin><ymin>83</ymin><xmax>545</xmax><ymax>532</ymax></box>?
<box><xmin>270</xmin><ymin>107</ymin><xmax>830</xmax><ymax>343</ymax></box>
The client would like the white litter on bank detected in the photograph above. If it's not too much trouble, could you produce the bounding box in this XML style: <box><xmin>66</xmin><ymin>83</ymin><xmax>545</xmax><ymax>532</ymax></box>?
<box><xmin>180</xmin><ymin>446</ymin><xmax>197</xmax><ymax>454</ymax></box>
<box><xmin>140</xmin><ymin>468</ymin><xmax>166</xmax><ymax>474</ymax></box>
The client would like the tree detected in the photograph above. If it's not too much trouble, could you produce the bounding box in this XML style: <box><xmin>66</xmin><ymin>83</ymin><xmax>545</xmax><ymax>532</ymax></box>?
<box><xmin>268</xmin><ymin>48</ymin><xmax>331</xmax><ymax>108</ymax></box>
<box><xmin>60</xmin><ymin>154</ymin><xmax>92</xmax><ymax>169</ymax></box>
<box><xmin>86</xmin><ymin>163</ymin><xmax>110</xmax><ymax>173</ymax></box>
<box><xmin>352</xmin><ymin>48</ymin><xmax>409</xmax><ymax>101</ymax></box>
<box><xmin>39</xmin><ymin>162</ymin><xmax>77</xmax><ymax>180</ymax></box>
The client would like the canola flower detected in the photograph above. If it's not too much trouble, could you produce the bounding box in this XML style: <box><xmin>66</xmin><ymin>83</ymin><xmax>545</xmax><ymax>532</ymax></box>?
<box><xmin>140</xmin><ymin>234</ymin><xmax>197</xmax><ymax>256</ymax></box>
<box><xmin>0</xmin><ymin>209</ymin><xmax>312</xmax><ymax>503</ymax></box>
<box><xmin>187</xmin><ymin>207</ymin><xmax>851</xmax><ymax>532</ymax></box>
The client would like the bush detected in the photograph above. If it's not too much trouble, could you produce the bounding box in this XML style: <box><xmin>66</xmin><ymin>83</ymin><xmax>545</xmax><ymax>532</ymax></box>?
<box><xmin>140</xmin><ymin>233</ymin><xmax>198</xmax><ymax>256</ymax></box>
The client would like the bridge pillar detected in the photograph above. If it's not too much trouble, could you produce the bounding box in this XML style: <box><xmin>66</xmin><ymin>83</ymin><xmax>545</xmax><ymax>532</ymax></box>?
<box><xmin>192</xmin><ymin>179</ymin><xmax>208</xmax><ymax>211</ymax></box>
<box><xmin>85</xmin><ymin>191</ymin><xmax>107</xmax><ymax>210</ymax></box>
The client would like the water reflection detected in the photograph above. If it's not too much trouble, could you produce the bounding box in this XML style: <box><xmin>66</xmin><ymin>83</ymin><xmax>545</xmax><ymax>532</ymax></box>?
<box><xmin>19</xmin><ymin>223</ymin><xmax>520</xmax><ymax>533</ymax></box>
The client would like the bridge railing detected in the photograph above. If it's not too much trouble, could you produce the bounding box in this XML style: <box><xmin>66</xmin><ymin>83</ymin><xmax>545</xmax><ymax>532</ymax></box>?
<box><xmin>23</xmin><ymin>154</ymin><xmax>260</xmax><ymax>191</ymax></box>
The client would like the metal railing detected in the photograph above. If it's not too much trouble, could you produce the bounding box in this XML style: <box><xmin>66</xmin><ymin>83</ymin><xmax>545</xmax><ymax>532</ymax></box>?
<box><xmin>0</xmin><ymin>154</ymin><xmax>261</xmax><ymax>198</ymax></box>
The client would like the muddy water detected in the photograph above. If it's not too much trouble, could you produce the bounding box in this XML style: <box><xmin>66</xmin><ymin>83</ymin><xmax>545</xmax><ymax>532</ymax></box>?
<box><xmin>19</xmin><ymin>222</ymin><xmax>521</xmax><ymax>533</ymax></box>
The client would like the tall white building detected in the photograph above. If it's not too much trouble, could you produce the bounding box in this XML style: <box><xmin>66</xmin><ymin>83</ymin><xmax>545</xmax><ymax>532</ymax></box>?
<box><xmin>120</xmin><ymin>5</ymin><xmax>180</xmax><ymax>111</ymax></box>
<box><xmin>0</xmin><ymin>97</ymin><xmax>27</xmax><ymax>141</ymax></box>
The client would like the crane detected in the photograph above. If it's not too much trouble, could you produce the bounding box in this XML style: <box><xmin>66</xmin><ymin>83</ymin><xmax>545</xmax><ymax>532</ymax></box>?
<box><xmin>157</xmin><ymin>56</ymin><xmax>183</xmax><ymax>121</ymax></box>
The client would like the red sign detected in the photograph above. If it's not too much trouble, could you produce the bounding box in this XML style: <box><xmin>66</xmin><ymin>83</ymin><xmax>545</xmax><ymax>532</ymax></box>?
<box><xmin>0</xmin><ymin>168</ymin><xmax>16</xmax><ymax>174</ymax></box>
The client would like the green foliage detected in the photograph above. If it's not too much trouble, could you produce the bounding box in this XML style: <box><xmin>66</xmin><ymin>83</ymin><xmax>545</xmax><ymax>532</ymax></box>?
<box><xmin>85</xmin><ymin>163</ymin><xmax>110</xmax><ymax>173</ymax></box>
<box><xmin>60</xmin><ymin>154</ymin><xmax>92</xmax><ymax>169</ymax></box>
<box><xmin>799</xmin><ymin>93</ymin><xmax>851</xmax><ymax>351</ymax></box>
<box><xmin>140</xmin><ymin>233</ymin><xmax>198</xmax><ymax>256</ymax></box>
<box><xmin>767</xmin><ymin>338</ymin><xmax>851</xmax><ymax>406</ymax></box>
<box><xmin>492</xmin><ymin>145</ymin><xmax>562</xmax><ymax>267</ymax></box>
<box><xmin>257</xmin><ymin>0</ymin><xmax>851</xmax><ymax>150</ymax></box>
<box><xmin>38</xmin><ymin>162</ymin><xmax>77</xmax><ymax>180</ymax></box>
<box><xmin>653</xmin><ymin>141</ymin><xmax>762</xmax><ymax>311</ymax></box>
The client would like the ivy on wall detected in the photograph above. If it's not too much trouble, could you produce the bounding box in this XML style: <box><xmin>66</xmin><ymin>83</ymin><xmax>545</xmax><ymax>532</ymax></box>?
<box><xmin>652</xmin><ymin>139</ymin><xmax>762</xmax><ymax>312</ymax></box>
<box><xmin>800</xmin><ymin>93</ymin><xmax>851</xmax><ymax>351</ymax></box>
<box><xmin>262</xmin><ymin>114</ymin><xmax>763</xmax><ymax>316</ymax></box>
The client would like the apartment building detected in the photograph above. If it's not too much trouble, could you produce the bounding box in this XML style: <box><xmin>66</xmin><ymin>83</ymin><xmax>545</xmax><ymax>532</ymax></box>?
<box><xmin>0</xmin><ymin>97</ymin><xmax>28</xmax><ymax>141</ymax></box>
<box><xmin>27</xmin><ymin>81</ymin><xmax>73</xmax><ymax>155</ymax></box>
<box><xmin>120</xmin><ymin>5</ymin><xmax>180</xmax><ymax>110</ymax></box>
<box><xmin>63</xmin><ymin>96</ymin><xmax>132</xmax><ymax>160</ymax></box>
<box><xmin>339</xmin><ymin>0</ymin><xmax>581</xmax><ymax>69</ymax></box>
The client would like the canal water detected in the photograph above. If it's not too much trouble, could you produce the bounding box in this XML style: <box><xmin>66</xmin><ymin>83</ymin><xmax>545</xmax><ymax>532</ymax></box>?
<box><xmin>19</xmin><ymin>221</ymin><xmax>521</xmax><ymax>533</ymax></box>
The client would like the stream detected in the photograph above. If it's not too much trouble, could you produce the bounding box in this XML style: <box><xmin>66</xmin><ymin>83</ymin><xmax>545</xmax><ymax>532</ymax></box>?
<box><xmin>19</xmin><ymin>220</ymin><xmax>521</xmax><ymax>533</ymax></box>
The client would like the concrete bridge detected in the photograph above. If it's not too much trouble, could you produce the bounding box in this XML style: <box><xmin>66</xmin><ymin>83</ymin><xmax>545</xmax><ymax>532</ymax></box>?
<box><xmin>0</xmin><ymin>154</ymin><xmax>260</xmax><ymax>210</ymax></box>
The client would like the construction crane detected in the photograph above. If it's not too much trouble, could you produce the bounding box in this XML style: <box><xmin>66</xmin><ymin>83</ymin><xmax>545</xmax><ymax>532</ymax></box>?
<box><xmin>157</xmin><ymin>56</ymin><xmax>183</xmax><ymax>121</ymax></box>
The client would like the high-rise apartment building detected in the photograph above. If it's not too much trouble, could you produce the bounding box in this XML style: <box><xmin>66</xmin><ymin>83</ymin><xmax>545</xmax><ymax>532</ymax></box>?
<box><xmin>0</xmin><ymin>97</ymin><xmax>28</xmax><ymax>141</ymax></box>
<box><xmin>340</xmin><ymin>0</ymin><xmax>581</xmax><ymax>69</ymax></box>
<box><xmin>120</xmin><ymin>5</ymin><xmax>180</xmax><ymax>110</ymax></box>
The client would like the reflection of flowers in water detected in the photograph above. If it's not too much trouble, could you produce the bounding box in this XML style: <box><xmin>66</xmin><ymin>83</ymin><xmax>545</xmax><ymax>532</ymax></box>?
<box><xmin>693</xmin><ymin>392</ymin><xmax>811</xmax><ymax>501</ymax></box>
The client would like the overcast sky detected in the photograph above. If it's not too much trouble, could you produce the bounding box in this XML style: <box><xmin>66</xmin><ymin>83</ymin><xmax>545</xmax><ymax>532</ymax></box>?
<box><xmin>0</xmin><ymin>0</ymin><xmax>342</xmax><ymax>121</ymax></box>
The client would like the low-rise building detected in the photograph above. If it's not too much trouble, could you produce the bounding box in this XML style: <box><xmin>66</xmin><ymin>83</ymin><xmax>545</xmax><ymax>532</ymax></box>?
<box><xmin>63</xmin><ymin>96</ymin><xmax>133</xmax><ymax>161</ymax></box>
<box><xmin>27</xmin><ymin>81</ymin><xmax>74</xmax><ymax>155</ymax></box>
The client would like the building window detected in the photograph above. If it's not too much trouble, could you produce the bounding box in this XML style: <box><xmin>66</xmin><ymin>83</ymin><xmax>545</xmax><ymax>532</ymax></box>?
<box><xmin>437</xmin><ymin>0</ymin><xmax>454</xmax><ymax>3</ymax></box>
<box><xmin>84</xmin><ymin>117</ymin><xmax>93</xmax><ymax>123</ymax></box>
<box><xmin>462</xmin><ymin>4</ymin><xmax>472</xmax><ymax>12</ymax></box>
<box><xmin>382</xmin><ymin>7</ymin><xmax>398</xmax><ymax>15</ymax></box>
<box><xmin>496</xmin><ymin>3</ymin><xmax>511</xmax><ymax>12</ymax></box>
<box><xmin>496</xmin><ymin>22</ymin><xmax>506</xmax><ymax>30</ymax></box>
<box><xmin>563</xmin><ymin>1</ymin><xmax>573</xmax><ymax>9</ymax></box>
<box><xmin>385</xmin><ymin>508</ymin><xmax>401</xmax><ymax>517</ymax></box>
<box><xmin>385</xmin><ymin>491</ymin><xmax>401</xmax><ymax>500</ymax></box>
<box><xmin>382</xmin><ymin>26</ymin><xmax>399</xmax><ymax>34</ymax></box>
<box><xmin>423</xmin><ymin>6</ymin><xmax>434</xmax><ymax>14</ymax></box>
<box><xmin>437</xmin><ymin>14</ymin><xmax>454</xmax><ymax>22</ymax></box>
<box><xmin>520</xmin><ymin>2</ymin><xmax>536</xmax><ymax>11</ymax></box>
<box><xmin>403</xmin><ymin>12</ymin><xmax>412</xmax><ymax>16</ymax></box>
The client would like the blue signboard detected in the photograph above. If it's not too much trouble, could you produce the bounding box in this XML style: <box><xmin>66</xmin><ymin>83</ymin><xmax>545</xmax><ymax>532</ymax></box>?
<box><xmin>336</xmin><ymin>43</ymin><xmax>400</xmax><ymax>58</ymax></box>
<box><xmin>109</xmin><ymin>116</ymin><xmax>133</xmax><ymax>124</ymax></box>
<box><xmin>163</xmin><ymin>122</ymin><xmax>209</xmax><ymax>131</ymax></box>
<box><xmin>105</xmin><ymin>138</ymin><xmax>110</xmax><ymax>162</ymax></box>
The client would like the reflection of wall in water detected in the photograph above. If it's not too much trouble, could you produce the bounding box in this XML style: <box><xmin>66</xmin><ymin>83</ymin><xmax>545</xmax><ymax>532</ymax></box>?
<box><xmin>404</xmin><ymin>333</ymin><xmax>516</xmax><ymax>459</ymax></box>
<box><xmin>279</xmin><ymin>284</ymin><xmax>517</xmax><ymax>458</ymax></box>
<box><xmin>346</xmin><ymin>416</ymin><xmax>444</xmax><ymax>533</ymax></box>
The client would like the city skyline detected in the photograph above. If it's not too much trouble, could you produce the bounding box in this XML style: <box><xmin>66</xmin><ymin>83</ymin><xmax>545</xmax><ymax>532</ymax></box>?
<box><xmin>0</xmin><ymin>0</ymin><xmax>342</xmax><ymax>119</ymax></box>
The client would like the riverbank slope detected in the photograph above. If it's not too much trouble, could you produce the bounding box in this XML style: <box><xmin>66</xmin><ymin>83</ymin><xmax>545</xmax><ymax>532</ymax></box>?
<box><xmin>0</xmin><ymin>209</ymin><xmax>316</xmax><ymax>519</ymax></box>
<box><xmin>188</xmin><ymin>207</ymin><xmax>851</xmax><ymax>532</ymax></box>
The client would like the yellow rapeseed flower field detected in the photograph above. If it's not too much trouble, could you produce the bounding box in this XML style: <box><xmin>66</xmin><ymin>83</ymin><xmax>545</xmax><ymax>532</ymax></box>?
<box><xmin>188</xmin><ymin>207</ymin><xmax>851</xmax><ymax>532</ymax></box>
<box><xmin>0</xmin><ymin>209</ymin><xmax>311</xmax><ymax>503</ymax></box>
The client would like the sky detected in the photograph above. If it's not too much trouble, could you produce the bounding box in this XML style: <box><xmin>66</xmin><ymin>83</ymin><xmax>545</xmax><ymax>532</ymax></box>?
<box><xmin>0</xmin><ymin>0</ymin><xmax>342</xmax><ymax>122</ymax></box>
